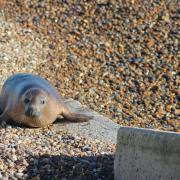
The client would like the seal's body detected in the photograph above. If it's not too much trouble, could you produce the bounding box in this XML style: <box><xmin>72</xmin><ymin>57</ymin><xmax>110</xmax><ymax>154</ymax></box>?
<box><xmin>0</xmin><ymin>73</ymin><xmax>92</xmax><ymax>127</ymax></box>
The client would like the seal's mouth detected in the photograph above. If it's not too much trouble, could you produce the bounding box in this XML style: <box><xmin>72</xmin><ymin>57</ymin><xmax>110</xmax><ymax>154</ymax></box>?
<box><xmin>25</xmin><ymin>107</ymin><xmax>40</xmax><ymax>118</ymax></box>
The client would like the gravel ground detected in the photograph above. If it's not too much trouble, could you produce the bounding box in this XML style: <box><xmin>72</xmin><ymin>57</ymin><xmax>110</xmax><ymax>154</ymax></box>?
<box><xmin>0</xmin><ymin>0</ymin><xmax>179</xmax><ymax>179</ymax></box>
<box><xmin>0</xmin><ymin>9</ymin><xmax>49</xmax><ymax>86</ymax></box>
<box><xmin>0</xmin><ymin>126</ymin><xmax>114</xmax><ymax>179</ymax></box>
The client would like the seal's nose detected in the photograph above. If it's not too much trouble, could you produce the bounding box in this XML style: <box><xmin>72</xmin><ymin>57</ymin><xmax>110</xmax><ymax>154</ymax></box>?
<box><xmin>26</xmin><ymin>107</ymin><xmax>33</xmax><ymax>116</ymax></box>
<box><xmin>25</xmin><ymin>107</ymin><xmax>40</xmax><ymax>117</ymax></box>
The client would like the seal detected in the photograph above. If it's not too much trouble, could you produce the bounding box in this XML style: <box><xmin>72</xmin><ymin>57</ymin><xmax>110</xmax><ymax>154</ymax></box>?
<box><xmin>0</xmin><ymin>73</ymin><xmax>93</xmax><ymax>127</ymax></box>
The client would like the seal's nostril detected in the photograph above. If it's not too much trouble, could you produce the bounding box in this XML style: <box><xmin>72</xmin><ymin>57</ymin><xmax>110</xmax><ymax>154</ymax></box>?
<box><xmin>26</xmin><ymin>107</ymin><xmax>34</xmax><ymax>116</ymax></box>
<box><xmin>29</xmin><ymin>108</ymin><xmax>33</xmax><ymax>114</ymax></box>
<box><xmin>26</xmin><ymin>107</ymin><xmax>40</xmax><ymax>117</ymax></box>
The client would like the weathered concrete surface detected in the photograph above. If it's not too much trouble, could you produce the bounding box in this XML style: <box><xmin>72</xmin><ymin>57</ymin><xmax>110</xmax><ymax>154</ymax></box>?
<box><xmin>114</xmin><ymin>127</ymin><xmax>180</xmax><ymax>180</ymax></box>
<box><xmin>54</xmin><ymin>98</ymin><xmax>120</xmax><ymax>144</ymax></box>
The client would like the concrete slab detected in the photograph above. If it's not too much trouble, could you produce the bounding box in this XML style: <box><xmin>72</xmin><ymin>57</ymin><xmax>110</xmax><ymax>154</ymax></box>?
<box><xmin>114</xmin><ymin>127</ymin><xmax>180</xmax><ymax>180</ymax></box>
<box><xmin>53</xmin><ymin>98</ymin><xmax>120</xmax><ymax>144</ymax></box>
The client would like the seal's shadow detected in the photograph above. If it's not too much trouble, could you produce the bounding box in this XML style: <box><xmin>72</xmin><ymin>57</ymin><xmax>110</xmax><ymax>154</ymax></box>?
<box><xmin>54</xmin><ymin>116</ymin><xmax>86</xmax><ymax>125</ymax></box>
<box><xmin>5</xmin><ymin>117</ymin><xmax>75</xmax><ymax>129</ymax></box>
<box><xmin>6</xmin><ymin>119</ymin><xmax>36</xmax><ymax>129</ymax></box>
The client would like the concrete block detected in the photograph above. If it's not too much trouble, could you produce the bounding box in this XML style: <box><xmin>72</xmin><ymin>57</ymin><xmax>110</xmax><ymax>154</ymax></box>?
<box><xmin>114</xmin><ymin>127</ymin><xmax>180</xmax><ymax>180</ymax></box>
<box><xmin>54</xmin><ymin>99</ymin><xmax>120</xmax><ymax>144</ymax></box>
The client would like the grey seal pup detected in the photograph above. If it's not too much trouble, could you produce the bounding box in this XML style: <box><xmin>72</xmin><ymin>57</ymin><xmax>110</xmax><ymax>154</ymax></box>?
<box><xmin>0</xmin><ymin>73</ymin><xmax>92</xmax><ymax>127</ymax></box>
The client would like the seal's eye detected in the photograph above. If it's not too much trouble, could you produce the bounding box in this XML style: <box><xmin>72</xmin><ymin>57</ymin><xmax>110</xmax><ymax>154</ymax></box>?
<box><xmin>24</xmin><ymin>98</ymin><xmax>30</xmax><ymax>104</ymax></box>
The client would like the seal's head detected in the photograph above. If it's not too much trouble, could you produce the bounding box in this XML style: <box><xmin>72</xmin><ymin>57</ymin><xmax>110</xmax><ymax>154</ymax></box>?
<box><xmin>22</xmin><ymin>88</ymin><xmax>48</xmax><ymax>118</ymax></box>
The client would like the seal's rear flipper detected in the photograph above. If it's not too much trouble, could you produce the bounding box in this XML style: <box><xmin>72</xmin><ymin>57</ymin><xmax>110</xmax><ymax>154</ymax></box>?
<box><xmin>62</xmin><ymin>107</ymin><xmax>93</xmax><ymax>122</ymax></box>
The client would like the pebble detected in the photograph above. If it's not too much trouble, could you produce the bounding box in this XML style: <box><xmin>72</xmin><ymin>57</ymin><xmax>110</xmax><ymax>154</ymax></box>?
<box><xmin>14</xmin><ymin>172</ymin><xmax>23</xmax><ymax>179</ymax></box>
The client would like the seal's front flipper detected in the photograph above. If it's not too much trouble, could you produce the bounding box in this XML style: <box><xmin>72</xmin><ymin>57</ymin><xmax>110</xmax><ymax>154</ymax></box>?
<box><xmin>62</xmin><ymin>107</ymin><xmax>93</xmax><ymax>122</ymax></box>
<box><xmin>0</xmin><ymin>97</ymin><xmax>2</xmax><ymax>115</ymax></box>
<box><xmin>0</xmin><ymin>120</ymin><xmax>7</xmax><ymax>128</ymax></box>
<box><xmin>0</xmin><ymin>110</ymin><xmax>9</xmax><ymax>128</ymax></box>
